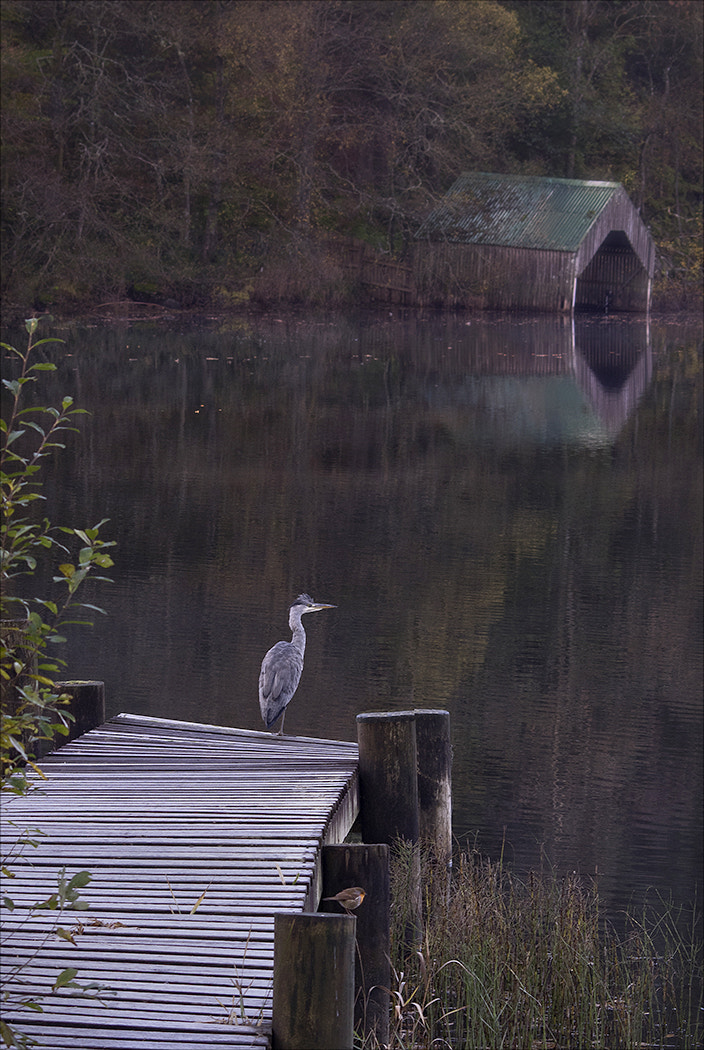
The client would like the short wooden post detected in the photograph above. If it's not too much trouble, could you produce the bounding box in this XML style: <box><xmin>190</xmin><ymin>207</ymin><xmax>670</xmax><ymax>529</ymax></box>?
<box><xmin>321</xmin><ymin>843</ymin><xmax>390</xmax><ymax>1046</ymax></box>
<box><xmin>414</xmin><ymin>709</ymin><xmax>453</xmax><ymax>893</ymax></box>
<box><xmin>273</xmin><ymin>912</ymin><xmax>356</xmax><ymax>1050</ymax></box>
<box><xmin>356</xmin><ymin>711</ymin><xmax>422</xmax><ymax>946</ymax></box>
<box><xmin>55</xmin><ymin>681</ymin><xmax>106</xmax><ymax>743</ymax></box>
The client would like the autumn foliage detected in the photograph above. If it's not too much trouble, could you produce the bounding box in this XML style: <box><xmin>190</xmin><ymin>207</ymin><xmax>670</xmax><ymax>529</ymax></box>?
<box><xmin>1</xmin><ymin>0</ymin><xmax>701</xmax><ymax>313</ymax></box>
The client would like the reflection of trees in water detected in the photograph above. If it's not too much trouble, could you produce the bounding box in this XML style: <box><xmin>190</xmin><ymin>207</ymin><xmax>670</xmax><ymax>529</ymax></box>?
<box><xmin>12</xmin><ymin>315</ymin><xmax>701</xmax><ymax>927</ymax></box>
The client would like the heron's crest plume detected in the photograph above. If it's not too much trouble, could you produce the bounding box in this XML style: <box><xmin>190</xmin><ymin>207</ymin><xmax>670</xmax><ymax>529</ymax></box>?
<box><xmin>292</xmin><ymin>593</ymin><xmax>314</xmax><ymax>606</ymax></box>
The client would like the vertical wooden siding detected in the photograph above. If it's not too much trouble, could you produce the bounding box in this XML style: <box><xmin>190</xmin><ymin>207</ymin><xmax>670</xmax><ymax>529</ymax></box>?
<box><xmin>412</xmin><ymin>242</ymin><xmax>576</xmax><ymax>312</ymax></box>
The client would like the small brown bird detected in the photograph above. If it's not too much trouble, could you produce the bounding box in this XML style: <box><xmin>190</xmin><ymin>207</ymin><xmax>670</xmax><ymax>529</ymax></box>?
<box><xmin>322</xmin><ymin>886</ymin><xmax>366</xmax><ymax>913</ymax></box>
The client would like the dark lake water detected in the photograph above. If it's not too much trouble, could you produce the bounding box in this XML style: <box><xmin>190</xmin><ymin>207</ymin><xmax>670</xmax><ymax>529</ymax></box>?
<box><xmin>5</xmin><ymin>310</ymin><xmax>702</xmax><ymax>933</ymax></box>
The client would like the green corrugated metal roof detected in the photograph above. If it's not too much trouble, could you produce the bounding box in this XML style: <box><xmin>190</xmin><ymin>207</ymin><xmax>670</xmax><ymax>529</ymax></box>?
<box><xmin>417</xmin><ymin>173</ymin><xmax>621</xmax><ymax>251</ymax></box>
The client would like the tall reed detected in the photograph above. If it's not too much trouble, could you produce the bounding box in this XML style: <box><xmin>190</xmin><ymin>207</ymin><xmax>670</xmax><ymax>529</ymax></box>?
<box><xmin>360</xmin><ymin>841</ymin><xmax>703</xmax><ymax>1049</ymax></box>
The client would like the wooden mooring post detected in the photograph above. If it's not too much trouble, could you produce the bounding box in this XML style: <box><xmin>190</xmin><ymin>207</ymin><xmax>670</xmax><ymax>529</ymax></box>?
<box><xmin>415</xmin><ymin>708</ymin><xmax>453</xmax><ymax>895</ymax></box>
<box><xmin>356</xmin><ymin>709</ymin><xmax>452</xmax><ymax>939</ymax></box>
<box><xmin>356</xmin><ymin>710</ymin><xmax>420</xmax><ymax>845</ymax></box>
<box><xmin>321</xmin><ymin>842</ymin><xmax>390</xmax><ymax>1046</ymax></box>
<box><xmin>55</xmin><ymin>680</ymin><xmax>106</xmax><ymax>741</ymax></box>
<box><xmin>0</xmin><ymin>622</ymin><xmax>105</xmax><ymax>760</ymax></box>
<box><xmin>273</xmin><ymin>912</ymin><xmax>356</xmax><ymax>1050</ymax></box>
<box><xmin>356</xmin><ymin>709</ymin><xmax>452</xmax><ymax>850</ymax></box>
<box><xmin>30</xmin><ymin>680</ymin><xmax>106</xmax><ymax>759</ymax></box>
<box><xmin>272</xmin><ymin>711</ymin><xmax>451</xmax><ymax>1044</ymax></box>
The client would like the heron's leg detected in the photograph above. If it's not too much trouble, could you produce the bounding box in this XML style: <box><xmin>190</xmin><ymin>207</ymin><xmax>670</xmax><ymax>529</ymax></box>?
<box><xmin>276</xmin><ymin>710</ymin><xmax>285</xmax><ymax>736</ymax></box>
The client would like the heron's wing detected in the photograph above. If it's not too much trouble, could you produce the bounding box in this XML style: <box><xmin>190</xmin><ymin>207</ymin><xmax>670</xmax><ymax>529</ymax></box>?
<box><xmin>259</xmin><ymin>641</ymin><xmax>304</xmax><ymax>728</ymax></box>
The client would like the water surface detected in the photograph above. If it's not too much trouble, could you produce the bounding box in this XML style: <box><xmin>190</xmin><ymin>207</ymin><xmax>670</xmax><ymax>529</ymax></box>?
<box><xmin>6</xmin><ymin>310</ymin><xmax>702</xmax><ymax>930</ymax></box>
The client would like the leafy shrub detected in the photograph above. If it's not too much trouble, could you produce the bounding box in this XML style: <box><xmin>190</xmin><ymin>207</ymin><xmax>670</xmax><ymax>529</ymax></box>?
<box><xmin>1</xmin><ymin>317</ymin><xmax>115</xmax><ymax>786</ymax></box>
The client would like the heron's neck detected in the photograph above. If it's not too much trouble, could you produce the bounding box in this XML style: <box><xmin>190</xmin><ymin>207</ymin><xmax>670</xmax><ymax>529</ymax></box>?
<box><xmin>288</xmin><ymin>608</ymin><xmax>306</xmax><ymax>656</ymax></box>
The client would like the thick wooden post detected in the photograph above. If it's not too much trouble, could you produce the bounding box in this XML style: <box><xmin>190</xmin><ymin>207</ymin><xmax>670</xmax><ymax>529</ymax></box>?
<box><xmin>356</xmin><ymin>711</ymin><xmax>420</xmax><ymax>845</ymax></box>
<box><xmin>414</xmin><ymin>709</ymin><xmax>453</xmax><ymax>886</ymax></box>
<box><xmin>273</xmin><ymin>912</ymin><xmax>356</xmax><ymax>1050</ymax></box>
<box><xmin>55</xmin><ymin>681</ymin><xmax>106</xmax><ymax>742</ymax></box>
<box><xmin>321</xmin><ymin>843</ymin><xmax>390</xmax><ymax>1045</ymax></box>
<box><xmin>356</xmin><ymin>711</ymin><xmax>422</xmax><ymax>946</ymax></box>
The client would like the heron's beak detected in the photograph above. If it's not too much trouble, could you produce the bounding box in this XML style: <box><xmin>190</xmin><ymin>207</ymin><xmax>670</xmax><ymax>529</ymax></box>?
<box><xmin>306</xmin><ymin>602</ymin><xmax>336</xmax><ymax>612</ymax></box>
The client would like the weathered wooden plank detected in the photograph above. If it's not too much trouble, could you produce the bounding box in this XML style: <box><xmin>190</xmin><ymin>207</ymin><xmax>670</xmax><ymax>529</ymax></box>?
<box><xmin>2</xmin><ymin>712</ymin><xmax>360</xmax><ymax>1050</ymax></box>
<box><xmin>0</xmin><ymin>1030</ymin><xmax>267</xmax><ymax>1049</ymax></box>
<box><xmin>2</xmin><ymin>1001</ymin><xmax>270</xmax><ymax>1033</ymax></box>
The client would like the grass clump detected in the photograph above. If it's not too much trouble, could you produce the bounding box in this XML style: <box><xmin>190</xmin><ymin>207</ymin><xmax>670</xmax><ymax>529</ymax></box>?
<box><xmin>369</xmin><ymin>841</ymin><xmax>703</xmax><ymax>1049</ymax></box>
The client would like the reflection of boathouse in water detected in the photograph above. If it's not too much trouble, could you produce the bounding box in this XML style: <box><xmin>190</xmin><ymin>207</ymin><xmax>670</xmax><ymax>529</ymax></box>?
<box><xmin>421</xmin><ymin>318</ymin><xmax>652</xmax><ymax>448</ymax></box>
<box><xmin>413</xmin><ymin>173</ymin><xmax>656</xmax><ymax>314</ymax></box>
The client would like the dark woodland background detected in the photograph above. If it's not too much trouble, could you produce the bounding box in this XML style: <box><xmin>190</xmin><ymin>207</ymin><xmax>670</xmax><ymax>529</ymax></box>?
<box><xmin>1</xmin><ymin>0</ymin><xmax>701</xmax><ymax>316</ymax></box>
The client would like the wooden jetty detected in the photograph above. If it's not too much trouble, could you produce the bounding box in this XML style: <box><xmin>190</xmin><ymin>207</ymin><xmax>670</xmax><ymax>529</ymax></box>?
<box><xmin>1</xmin><ymin>713</ymin><xmax>360</xmax><ymax>1049</ymax></box>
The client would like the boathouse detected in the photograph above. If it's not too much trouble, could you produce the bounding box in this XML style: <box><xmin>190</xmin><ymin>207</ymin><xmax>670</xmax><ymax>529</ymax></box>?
<box><xmin>414</xmin><ymin>173</ymin><xmax>655</xmax><ymax>313</ymax></box>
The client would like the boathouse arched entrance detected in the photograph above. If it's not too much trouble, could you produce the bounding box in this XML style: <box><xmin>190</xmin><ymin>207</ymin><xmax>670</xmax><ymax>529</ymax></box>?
<box><xmin>575</xmin><ymin>230</ymin><xmax>651</xmax><ymax>313</ymax></box>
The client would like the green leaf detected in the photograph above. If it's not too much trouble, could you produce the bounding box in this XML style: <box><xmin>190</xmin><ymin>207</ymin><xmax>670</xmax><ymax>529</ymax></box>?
<box><xmin>24</xmin><ymin>419</ymin><xmax>49</xmax><ymax>435</ymax></box>
<box><xmin>55</xmin><ymin>927</ymin><xmax>77</xmax><ymax>944</ymax></box>
<box><xmin>32</xmin><ymin>336</ymin><xmax>64</xmax><ymax>348</ymax></box>
<box><xmin>68</xmin><ymin>871</ymin><xmax>91</xmax><ymax>889</ymax></box>
<box><xmin>7</xmin><ymin>736</ymin><xmax>29</xmax><ymax>762</ymax></box>
<box><xmin>36</xmin><ymin>893</ymin><xmax>59</xmax><ymax>910</ymax></box>
<box><xmin>52</xmin><ymin>967</ymin><xmax>78</xmax><ymax>990</ymax></box>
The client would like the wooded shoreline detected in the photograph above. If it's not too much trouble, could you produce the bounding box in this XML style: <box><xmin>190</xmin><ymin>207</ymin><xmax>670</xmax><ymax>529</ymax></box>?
<box><xmin>2</xmin><ymin>2</ymin><xmax>701</xmax><ymax>324</ymax></box>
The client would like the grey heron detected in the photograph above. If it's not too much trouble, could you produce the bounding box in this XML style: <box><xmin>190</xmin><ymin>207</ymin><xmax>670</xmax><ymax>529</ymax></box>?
<box><xmin>259</xmin><ymin>593</ymin><xmax>336</xmax><ymax>735</ymax></box>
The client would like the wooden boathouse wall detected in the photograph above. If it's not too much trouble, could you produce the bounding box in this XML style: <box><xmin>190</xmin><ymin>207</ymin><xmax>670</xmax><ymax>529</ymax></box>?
<box><xmin>411</xmin><ymin>241</ymin><xmax>576</xmax><ymax>312</ymax></box>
